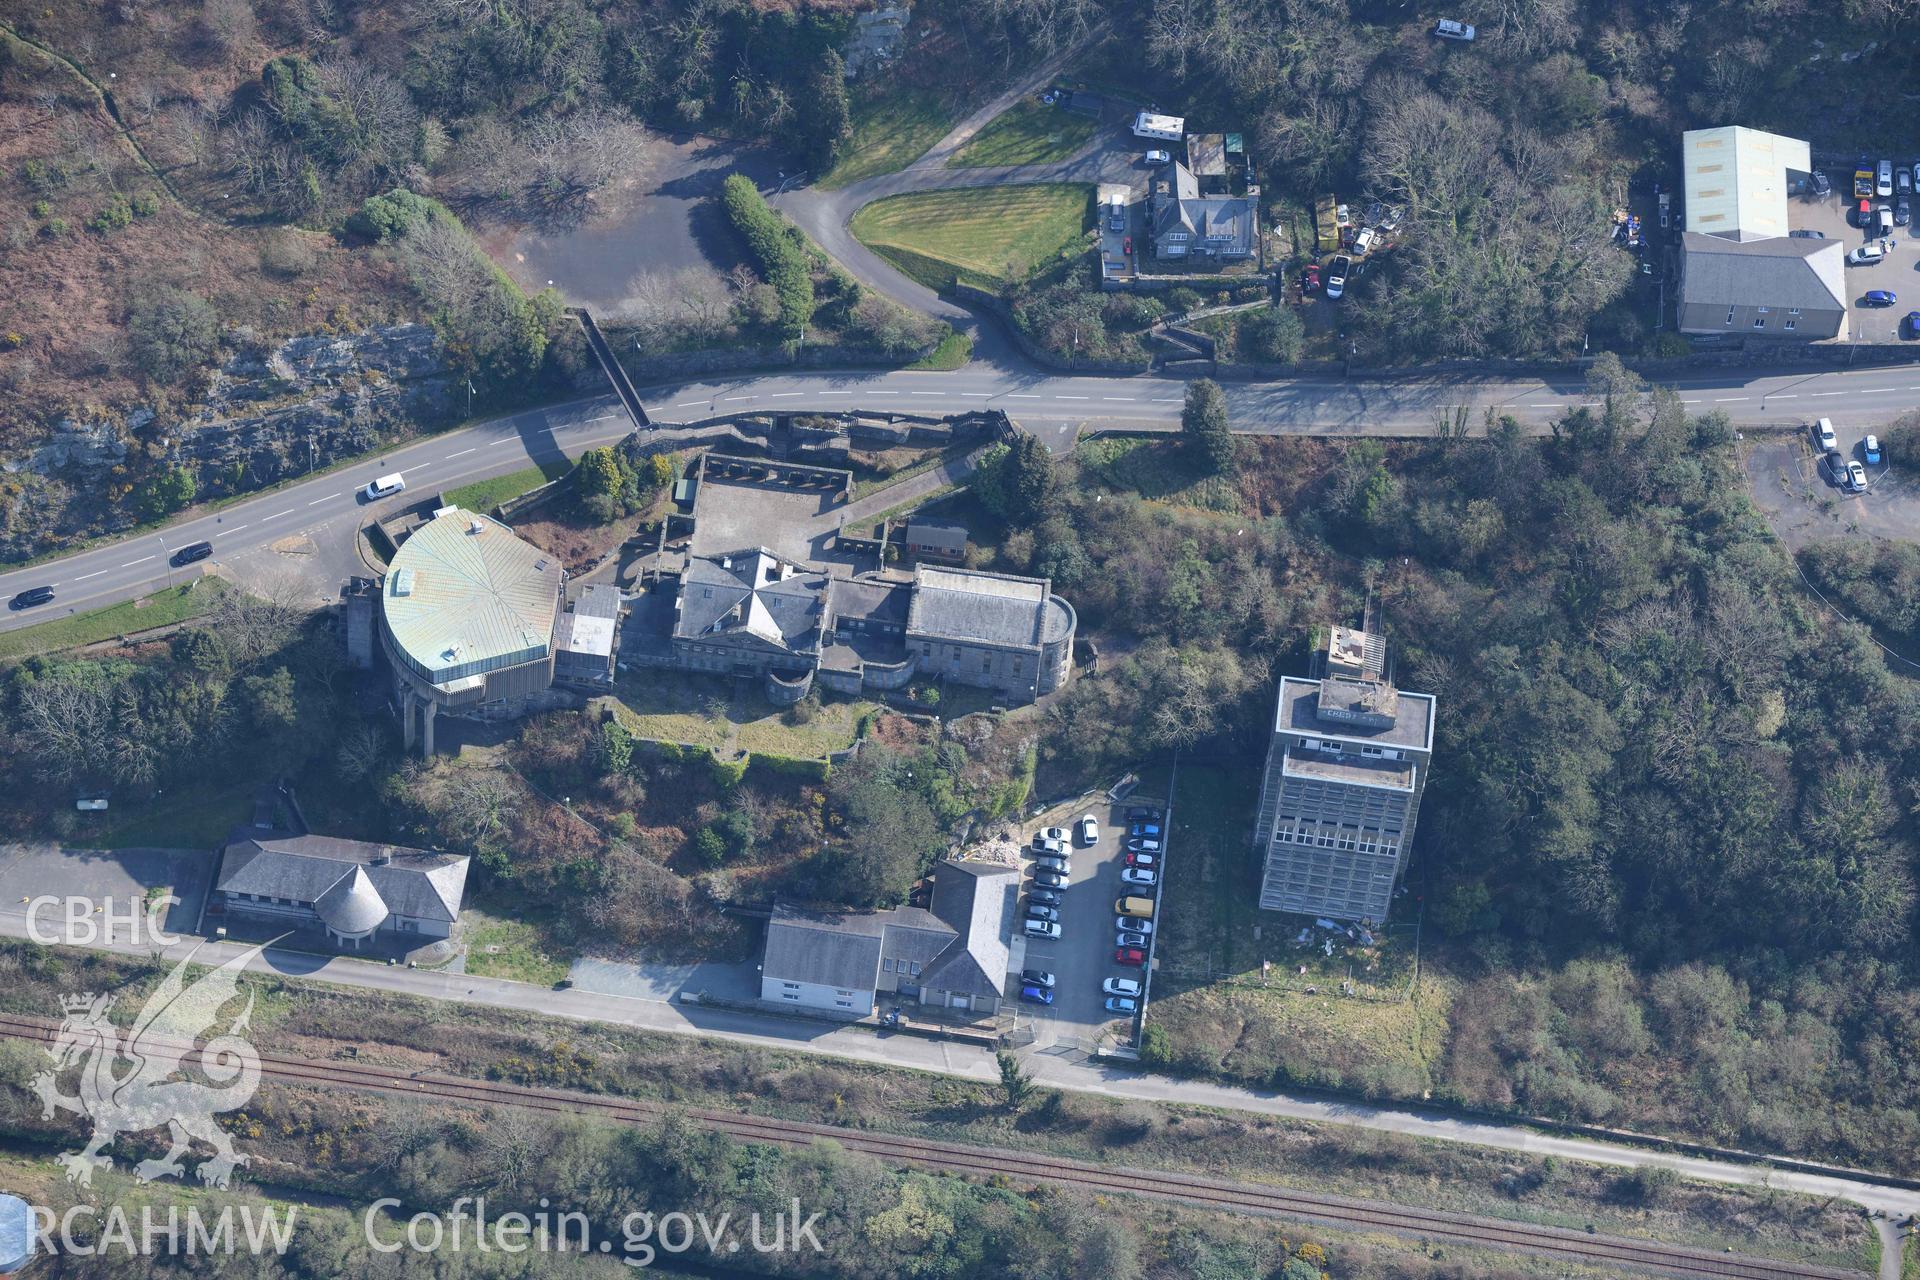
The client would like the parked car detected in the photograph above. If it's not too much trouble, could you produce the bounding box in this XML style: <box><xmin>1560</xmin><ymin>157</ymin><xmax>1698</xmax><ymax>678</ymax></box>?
<box><xmin>1432</xmin><ymin>17</ymin><xmax>1475</xmax><ymax>39</ymax></box>
<box><xmin>1120</xmin><ymin>867</ymin><xmax>1159</xmax><ymax>887</ymax></box>
<box><xmin>1103</xmin><ymin>978</ymin><xmax>1144</xmax><ymax>998</ymax></box>
<box><xmin>1025</xmin><ymin>903</ymin><xmax>1060</xmax><ymax>923</ymax></box>
<box><xmin>1810</xmin><ymin>170</ymin><xmax>1832</xmax><ymax>197</ymax></box>
<box><xmin>1025</xmin><ymin>918</ymin><xmax>1061</xmax><ymax>939</ymax></box>
<box><xmin>1021</xmin><ymin>969</ymin><xmax>1055</xmax><ymax>988</ymax></box>
<box><xmin>1893</xmin><ymin>197</ymin><xmax>1910</xmax><ymax>227</ymax></box>
<box><xmin>9</xmin><ymin>585</ymin><xmax>54</xmax><ymax>610</ymax></box>
<box><xmin>1113</xmin><ymin>915</ymin><xmax>1155</xmax><ymax>934</ymax></box>
<box><xmin>1846</xmin><ymin>460</ymin><xmax>1870</xmax><ymax>493</ymax></box>
<box><xmin>1127</xmin><ymin>838</ymin><xmax>1163</xmax><ymax>854</ymax></box>
<box><xmin>1019</xmin><ymin>984</ymin><xmax>1054</xmax><ymax>1005</ymax></box>
<box><xmin>1866</xmin><ymin>434</ymin><xmax>1883</xmax><ymax>463</ymax></box>
<box><xmin>1326</xmin><ymin>255</ymin><xmax>1351</xmax><ymax>299</ymax></box>
<box><xmin>1879</xmin><ymin>159</ymin><xmax>1895</xmax><ymax>197</ymax></box>
<box><xmin>1116</xmin><ymin>930</ymin><xmax>1149</xmax><ymax>948</ymax></box>
<box><xmin>1850</xmin><ymin>244</ymin><xmax>1887</xmax><ymax>266</ymax></box>
<box><xmin>1129</xmin><ymin>821</ymin><xmax>1162</xmax><ymax>836</ymax></box>
<box><xmin>1788</xmin><ymin>229</ymin><xmax>1827</xmax><ymax>239</ymax></box>
<box><xmin>1031</xmin><ymin>870</ymin><xmax>1067</xmax><ymax>890</ymax></box>
<box><xmin>1114</xmin><ymin>947</ymin><xmax>1147</xmax><ymax>967</ymax></box>
<box><xmin>170</xmin><ymin>540</ymin><xmax>214</xmax><ymax>566</ymax></box>
<box><xmin>1865</xmin><ymin>290</ymin><xmax>1899</xmax><ymax>307</ymax></box>
<box><xmin>1125</xmin><ymin>851</ymin><xmax>1158</xmax><ymax>869</ymax></box>
<box><xmin>1144</xmin><ymin>149</ymin><xmax>1171</xmax><ymax>166</ymax></box>
<box><xmin>1126</xmin><ymin>807</ymin><xmax>1161</xmax><ymax>822</ymax></box>
<box><xmin>1033</xmin><ymin>855</ymin><xmax>1071</xmax><ymax>876</ymax></box>
<box><xmin>1815</xmin><ymin>418</ymin><xmax>1838</xmax><ymax>452</ymax></box>
<box><xmin>1104</xmin><ymin>996</ymin><xmax>1140</xmax><ymax>1014</ymax></box>
<box><xmin>1905</xmin><ymin>312</ymin><xmax>1920</xmax><ymax>340</ymax></box>
<box><xmin>1353</xmin><ymin>226</ymin><xmax>1378</xmax><ymax>256</ymax></box>
<box><xmin>1122</xmin><ymin>235</ymin><xmax>1132</xmax><ymax>256</ymax></box>
<box><xmin>1033</xmin><ymin>834</ymin><xmax>1066</xmax><ymax>855</ymax></box>
<box><xmin>1026</xmin><ymin>887</ymin><xmax>1063</xmax><ymax>907</ymax></box>
<box><xmin>362</xmin><ymin>472</ymin><xmax>406</xmax><ymax>501</ymax></box>
<box><xmin>1878</xmin><ymin>206</ymin><xmax>1897</xmax><ymax>235</ymax></box>
<box><xmin>1300</xmin><ymin>263</ymin><xmax>1323</xmax><ymax>295</ymax></box>
<box><xmin>1039</xmin><ymin>826</ymin><xmax>1069</xmax><ymax>846</ymax></box>
<box><xmin>1900</xmin><ymin>167</ymin><xmax>1914</xmax><ymax>196</ymax></box>
<box><xmin>1077</xmin><ymin>814</ymin><xmax>1099</xmax><ymax>845</ymax></box>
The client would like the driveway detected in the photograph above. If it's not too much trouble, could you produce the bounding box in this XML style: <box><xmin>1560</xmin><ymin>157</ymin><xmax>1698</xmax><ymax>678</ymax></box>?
<box><xmin>0</xmin><ymin>843</ymin><xmax>214</xmax><ymax>941</ymax></box>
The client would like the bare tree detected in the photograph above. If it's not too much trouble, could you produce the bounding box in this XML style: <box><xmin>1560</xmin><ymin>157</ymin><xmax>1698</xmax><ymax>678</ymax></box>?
<box><xmin>309</xmin><ymin>58</ymin><xmax>419</xmax><ymax>187</ymax></box>
<box><xmin>201</xmin><ymin>0</ymin><xmax>257</xmax><ymax>57</ymax></box>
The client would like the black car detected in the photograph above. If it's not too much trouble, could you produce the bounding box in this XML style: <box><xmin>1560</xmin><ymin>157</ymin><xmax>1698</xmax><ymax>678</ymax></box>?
<box><xmin>1126</xmin><ymin>807</ymin><xmax>1160</xmax><ymax>822</ymax></box>
<box><xmin>1031</xmin><ymin>869</ymin><xmax>1067</xmax><ymax>890</ymax></box>
<box><xmin>1025</xmin><ymin>904</ymin><xmax>1060</xmax><ymax>924</ymax></box>
<box><xmin>9</xmin><ymin>585</ymin><xmax>54</xmax><ymax>610</ymax></box>
<box><xmin>1026</xmin><ymin>887</ymin><xmax>1063</xmax><ymax>907</ymax></box>
<box><xmin>170</xmin><ymin>540</ymin><xmax>214</xmax><ymax>566</ymax></box>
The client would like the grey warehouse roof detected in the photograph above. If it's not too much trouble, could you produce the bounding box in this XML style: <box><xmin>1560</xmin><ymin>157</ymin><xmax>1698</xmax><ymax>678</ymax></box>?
<box><xmin>219</xmin><ymin>834</ymin><xmax>469</xmax><ymax>926</ymax></box>
<box><xmin>383</xmin><ymin>509</ymin><xmax>561</xmax><ymax>682</ymax></box>
<box><xmin>908</xmin><ymin>566</ymin><xmax>1068</xmax><ymax>650</ymax></box>
<box><xmin>920</xmin><ymin>860</ymin><xmax>1018</xmax><ymax>999</ymax></box>
<box><xmin>1679</xmin><ymin>233</ymin><xmax>1845</xmax><ymax>314</ymax></box>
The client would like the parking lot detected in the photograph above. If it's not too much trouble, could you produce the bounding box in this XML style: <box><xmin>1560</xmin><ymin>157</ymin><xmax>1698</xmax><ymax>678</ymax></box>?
<box><xmin>1006</xmin><ymin>798</ymin><xmax>1164</xmax><ymax>1052</ymax></box>
<box><xmin>1789</xmin><ymin>184</ymin><xmax>1916</xmax><ymax>343</ymax></box>
<box><xmin>1745</xmin><ymin>426</ymin><xmax>1914</xmax><ymax>553</ymax></box>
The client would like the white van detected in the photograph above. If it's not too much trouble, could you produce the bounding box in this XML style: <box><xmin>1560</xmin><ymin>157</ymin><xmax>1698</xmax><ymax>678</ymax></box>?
<box><xmin>363</xmin><ymin>473</ymin><xmax>406</xmax><ymax>501</ymax></box>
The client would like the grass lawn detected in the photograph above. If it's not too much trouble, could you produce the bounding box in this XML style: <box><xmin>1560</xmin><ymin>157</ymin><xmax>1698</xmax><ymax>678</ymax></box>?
<box><xmin>818</xmin><ymin>87</ymin><xmax>960</xmax><ymax>189</ymax></box>
<box><xmin>1075</xmin><ymin>434</ymin><xmax>1243</xmax><ymax>511</ymax></box>
<box><xmin>948</xmin><ymin>98</ymin><xmax>1096</xmax><ymax>168</ymax></box>
<box><xmin>907</xmin><ymin>330</ymin><xmax>973</xmax><ymax>370</ymax></box>
<box><xmin>1144</xmin><ymin>762</ymin><xmax>1451</xmax><ymax>1092</ymax></box>
<box><xmin>463</xmin><ymin>908</ymin><xmax>572</xmax><ymax>987</ymax></box>
<box><xmin>443</xmin><ymin>460</ymin><xmax>570</xmax><ymax>515</ymax></box>
<box><xmin>606</xmin><ymin>670</ymin><xmax>869</xmax><ymax>759</ymax></box>
<box><xmin>83</xmin><ymin>776</ymin><xmax>254</xmax><ymax>850</ymax></box>
<box><xmin>0</xmin><ymin>577</ymin><xmax>234</xmax><ymax>662</ymax></box>
<box><xmin>850</xmin><ymin>184</ymin><xmax>1092</xmax><ymax>292</ymax></box>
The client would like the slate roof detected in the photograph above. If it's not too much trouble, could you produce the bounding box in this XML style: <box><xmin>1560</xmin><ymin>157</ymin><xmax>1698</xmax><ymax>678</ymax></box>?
<box><xmin>919</xmin><ymin>860</ymin><xmax>1018</xmax><ymax>1000</ymax></box>
<box><xmin>763</xmin><ymin>860</ymin><xmax>1018</xmax><ymax>1000</ymax></box>
<box><xmin>218</xmin><ymin>835</ymin><xmax>469</xmax><ymax>926</ymax></box>
<box><xmin>829</xmin><ymin>577</ymin><xmax>911</xmax><ymax>628</ymax></box>
<box><xmin>383</xmin><ymin>509</ymin><xmax>560</xmax><ymax>682</ymax></box>
<box><xmin>676</xmin><ymin>548</ymin><xmax>828</xmax><ymax>656</ymax></box>
<box><xmin>1679</xmin><ymin>233</ymin><xmax>1845</xmax><ymax>314</ymax></box>
<box><xmin>907</xmin><ymin>567</ymin><xmax>1056</xmax><ymax>650</ymax></box>
<box><xmin>904</xmin><ymin>522</ymin><xmax>968</xmax><ymax>553</ymax></box>
<box><xmin>314</xmin><ymin>866</ymin><xmax>388</xmax><ymax>936</ymax></box>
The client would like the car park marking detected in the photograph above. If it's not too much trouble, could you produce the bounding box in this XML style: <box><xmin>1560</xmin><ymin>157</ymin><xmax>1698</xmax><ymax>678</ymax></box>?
<box><xmin>120</xmin><ymin>556</ymin><xmax>152</xmax><ymax>567</ymax></box>
<box><xmin>446</xmin><ymin>448</ymin><xmax>476</xmax><ymax>458</ymax></box>
<box><xmin>74</xmin><ymin>570</ymin><xmax>108</xmax><ymax>581</ymax></box>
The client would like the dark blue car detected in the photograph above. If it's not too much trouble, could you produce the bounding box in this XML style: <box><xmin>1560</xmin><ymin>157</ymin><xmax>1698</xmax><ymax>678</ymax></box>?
<box><xmin>1864</xmin><ymin>289</ymin><xmax>1897</xmax><ymax>308</ymax></box>
<box><xmin>1019</xmin><ymin>984</ymin><xmax>1054</xmax><ymax>1005</ymax></box>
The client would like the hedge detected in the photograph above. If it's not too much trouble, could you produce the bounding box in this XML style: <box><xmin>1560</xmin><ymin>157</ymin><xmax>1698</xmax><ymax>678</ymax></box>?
<box><xmin>747</xmin><ymin>752</ymin><xmax>832</xmax><ymax>783</ymax></box>
<box><xmin>720</xmin><ymin>174</ymin><xmax>814</xmax><ymax>338</ymax></box>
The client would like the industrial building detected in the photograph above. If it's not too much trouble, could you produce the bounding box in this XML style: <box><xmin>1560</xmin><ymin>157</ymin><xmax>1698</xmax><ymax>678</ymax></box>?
<box><xmin>1252</xmin><ymin>626</ymin><xmax>1436</xmax><ymax>924</ymax></box>
<box><xmin>380</xmin><ymin>507</ymin><xmax>565</xmax><ymax>754</ymax></box>
<box><xmin>1676</xmin><ymin>126</ymin><xmax>1844</xmax><ymax>339</ymax></box>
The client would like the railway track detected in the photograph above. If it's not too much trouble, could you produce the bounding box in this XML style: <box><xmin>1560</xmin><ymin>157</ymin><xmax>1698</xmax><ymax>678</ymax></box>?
<box><xmin>0</xmin><ymin>1014</ymin><xmax>1863</xmax><ymax>1280</ymax></box>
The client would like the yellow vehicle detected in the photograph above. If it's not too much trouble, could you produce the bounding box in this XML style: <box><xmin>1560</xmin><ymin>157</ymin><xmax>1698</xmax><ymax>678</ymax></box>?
<box><xmin>1116</xmin><ymin>896</ymin><xmax>1156</xmax><ymax>919</ymax></box>
<box><xmin>1313</xmin><ymin>194</ymin><xmax>1343</xmax><ymax>253</ymax></box>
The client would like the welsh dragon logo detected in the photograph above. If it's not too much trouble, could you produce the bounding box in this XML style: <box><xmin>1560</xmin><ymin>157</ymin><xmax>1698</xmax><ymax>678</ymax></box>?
<box><xmin>30</xmin><ymin>942</ymin><xmax>269</xmax><ymax>1188</ymax></box>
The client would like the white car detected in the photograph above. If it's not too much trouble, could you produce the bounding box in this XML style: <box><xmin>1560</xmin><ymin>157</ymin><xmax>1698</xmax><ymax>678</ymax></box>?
<box><xmin>1353</xmin><ymin>226</ymin><xmax>1378</xmax><ymax>256</ymax></box>
<box><xmin>1878</xmin><ymin>159</ymin><xmax>1895</xmax><ymax>198</ymax></box>
<box><xmin>1033</xmin><ymin>834</ymin><xmax>1066</xmax><ymax>856</ymax></box>
<box><xmin>1114</xmin><ymin>916</ymin><xmax>1155</xmax><ymax>935</ymax></box>
<box><xmin>1326</xmin><ymin>255</ymin><xmax>1351</xmax><ymax>300</ymax></box>
<box><xmin>1815</xmin><ymin>418</ymin><xmax>1838</xmax><ymax>452</ymax></box>
<box><xmin>1845</xmin><ymin>460</ymin><xmax>1869</xmax><ymax>493</ymax></box>
<box><xmin>1849</xmin><ymin>244</ymin><xmax>1886</xmax><ymax>266</ymax></box>
<box><xmin>1433</xmin><ymin>17</ymin><xmax>1476</xmax><ymax>39</ymax></box>
<box><xmin>1039</xmin><ymin>826</ymin><xmax>1069</xmax><ymax>846</ymax></box>
<box><xmin>1103</xmin><ymin>977</ymin><xmax>1143</xmax><ymax>998</ymax></box>
<box><xmin>1144</xmin><ymin>149</ymin><xmax>1171</xmax><ymax>166</ymax></box>
<box><xmin>1121</xmin><ymin>867</ymin><xmax>1158</xmax><ymax>887</ymax></box>
<box><xmin>1076</xmin><ymin>814</ymin><xmax>1099</xmax><ymax>845</ymax></box>
<box><xmin>1024</xmin><ymin>918</ymin><xmax>1061</xmax><ymax>940</ymax></box>
<box><xmin>363</xmin><ymin>472</ymin><xmax>406</xmax><ymax>500</ymax></box>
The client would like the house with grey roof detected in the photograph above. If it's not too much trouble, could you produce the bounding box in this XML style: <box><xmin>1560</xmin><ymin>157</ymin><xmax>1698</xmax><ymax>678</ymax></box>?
<box><xmin>214</xmin><ymin>834</ymin><xmax>470</xmax><ymax>949</ymax></box>
<box><xmin>1676</xmin><ymin>126</ymin><xmax>1843</xmax><ymax>340</ymax></box>
<box><xmin>555</xmin><ymin>583</ymin><xmax>622</xmax><ymax>687</ymax></box>
<box><xmin>1150</xmin><ymin>161</ymin><xmax>1257</xmax><ymax>261</ymax></box>
<box><xmin>671</xmin><ymin>547</ymin><xmax>832</xmax><ymax>700</ymax></box>
<box><xmin>761</xmin><ymin>859</ymin><xmax>1019</xmax><ymax>1018</ymax></box>
<box><xmin>906</xmin><ymin>566</ymin><xmax>1075</xmax><ymax>702</ymax></box>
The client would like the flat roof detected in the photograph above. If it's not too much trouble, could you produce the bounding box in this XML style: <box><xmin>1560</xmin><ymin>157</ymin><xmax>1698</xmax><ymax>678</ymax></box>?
<box><xmin>1276</xmin><ymin>676</ymin><xmax>1434</xmax><ymax>752</ymax></box>
<box><xmin>1682</xmin><ymin>126</ymin><xmax>1809</xmax><ymax>243</ymax></box>
<box><xmin>1282</xmin><ymin>746</ymin><xmax>1416</xmax><ymax>792</ymax></box>
<box><xmin>383</xmin><ymin>509</ymin><xmax>560</xmax><ymax>681</ymax></box>
<box><xmin>1189</xmin><ymin>133</ymin><xmax>1227</xmax><ymax>176</ymax></box>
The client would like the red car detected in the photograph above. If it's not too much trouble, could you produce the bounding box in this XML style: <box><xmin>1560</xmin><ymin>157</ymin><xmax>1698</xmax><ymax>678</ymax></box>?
<box><xmin>1122</xmin><ymin>235</ymin><xmax>1133</xmax><ymax>256</ymax></box>
<box><xmin>1115</xmin><ymin>947</ymin><xmax>1147</xmax><ymax>966</ymax></box>
<box><xmin>1300</xmin><ymin>263</ymin><xmax>1322</xmax><ymax>294</ymax></box>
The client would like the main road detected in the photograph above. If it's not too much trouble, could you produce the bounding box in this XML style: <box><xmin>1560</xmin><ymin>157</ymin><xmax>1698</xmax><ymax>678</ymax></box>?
<box><xmin>2</xmin><ymin>359</ymin><xmax>1916</xmax><ymax>633</ymax></box>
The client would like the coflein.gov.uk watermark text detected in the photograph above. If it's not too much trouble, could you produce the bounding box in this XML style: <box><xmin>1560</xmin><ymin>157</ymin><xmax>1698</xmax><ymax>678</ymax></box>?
<box><xmin>365</xmin><ymin>1198</ymin><xmax>826</xmax><ymax>1267</ymax></box>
